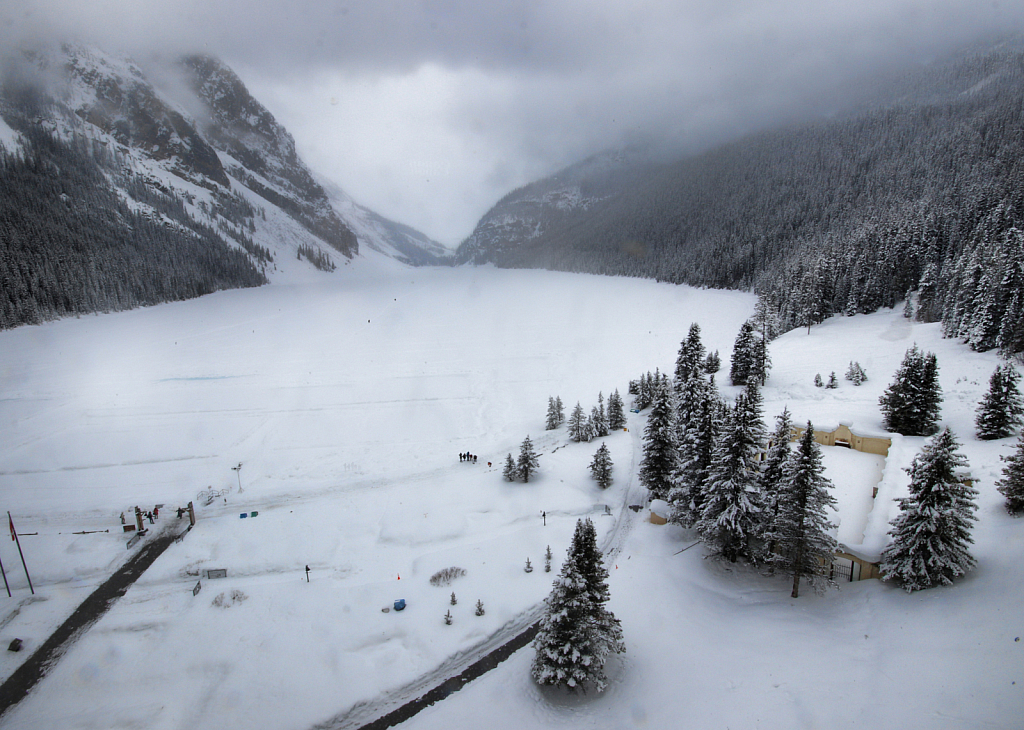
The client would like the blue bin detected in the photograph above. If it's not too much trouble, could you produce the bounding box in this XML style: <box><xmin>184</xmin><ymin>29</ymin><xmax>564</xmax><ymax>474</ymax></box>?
<box><xmin>394</xmin><ymin>599</ymin><xmax>406</xmax><ymax>611</ymax></box>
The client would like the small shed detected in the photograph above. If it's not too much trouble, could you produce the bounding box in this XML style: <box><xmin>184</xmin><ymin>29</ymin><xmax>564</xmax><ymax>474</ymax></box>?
<box><xmin>649</xmin><ymin>499</ymin><xmax>669</xmax><ymax>525</ymax></box>
<box><xmin>832</xmin><ymin>545</ymin><xmax>882</xmax><ymax>582</ymax></box>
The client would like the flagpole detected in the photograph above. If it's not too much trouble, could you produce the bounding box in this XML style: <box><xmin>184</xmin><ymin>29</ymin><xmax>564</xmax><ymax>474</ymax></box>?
<box><xmin>8</xmin><ymin>512</ymin><xmax>33</xmax><ymax>595</ymax></box>
<box><xmin>0</xmin><ymin>551</ymin><xmax>10</xmax><ymax>598</ymax></box>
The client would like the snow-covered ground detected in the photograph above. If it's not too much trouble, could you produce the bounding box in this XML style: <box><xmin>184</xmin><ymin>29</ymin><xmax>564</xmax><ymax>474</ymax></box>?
<box><xmin>0</xmin><ymin>260</ymin><xmax>1020</xmax><ymax>729</ymax></box>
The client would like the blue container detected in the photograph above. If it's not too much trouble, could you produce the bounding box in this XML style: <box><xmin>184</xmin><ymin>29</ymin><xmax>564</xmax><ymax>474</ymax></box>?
<box><xmin>394</xmin><ymin>599</ymin><xmax>406</xmax><ymax>611</ymax></box>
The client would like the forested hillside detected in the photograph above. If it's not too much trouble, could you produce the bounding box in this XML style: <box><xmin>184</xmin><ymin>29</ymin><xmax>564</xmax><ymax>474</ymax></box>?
<box><xmin>456</xmin><ymin>44</ymin><xmax>1024</xmax><ymax>356</ymax></box>
<box><xmin>0</xmin><ymin>121</ymin><xmax>266</xmax><ymax>329</ymax></box>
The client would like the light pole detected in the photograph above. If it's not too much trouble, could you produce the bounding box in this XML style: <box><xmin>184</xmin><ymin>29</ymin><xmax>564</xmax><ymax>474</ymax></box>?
<box><xmin>232</xmin><ymin>462</ymin><xmax>243</xmax><ymax>493</ymax></box>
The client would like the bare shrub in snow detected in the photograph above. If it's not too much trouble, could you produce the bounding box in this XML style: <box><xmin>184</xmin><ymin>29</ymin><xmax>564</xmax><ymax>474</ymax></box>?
<box><xmin>429</xmin><ymin>567</ymin><xmax>466</xmax><ymax>586</ymax></box>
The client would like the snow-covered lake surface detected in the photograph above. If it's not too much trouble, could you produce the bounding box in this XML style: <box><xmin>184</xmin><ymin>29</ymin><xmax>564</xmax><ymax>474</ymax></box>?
<box><xmin>0</xmin><ymin>259</ymin><xmax>1019</xmax><ymax>729</ymax></box>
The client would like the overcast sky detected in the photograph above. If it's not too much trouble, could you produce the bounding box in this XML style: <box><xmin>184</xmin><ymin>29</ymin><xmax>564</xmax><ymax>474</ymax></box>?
<box><xmin>5</xmin><ymin>1</ymin><xmax>1023</xmax><ymax>247</ymax></box>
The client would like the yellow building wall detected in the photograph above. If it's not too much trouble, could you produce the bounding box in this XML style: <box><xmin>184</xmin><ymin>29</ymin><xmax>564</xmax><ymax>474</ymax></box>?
<box><xmin>790</xmin><ymin>425</ymin><xmax>890</xmax><ymax>458</ymax></box>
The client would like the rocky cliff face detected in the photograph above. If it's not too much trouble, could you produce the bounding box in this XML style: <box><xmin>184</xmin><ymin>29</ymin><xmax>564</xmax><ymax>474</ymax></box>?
<box><xmin>2</xmin><ymin>43</ymin><xmax>448</xmax><ymax>269</ymax></box>
<box><xmin>62</xmin><ymin>45</ymin><xmax>230</xmax><ymax>188</ymax></box>
<box><xmin>178</xmin><ymin>54</ymin><xmax>357</xmax><ymax>257</ymax></box>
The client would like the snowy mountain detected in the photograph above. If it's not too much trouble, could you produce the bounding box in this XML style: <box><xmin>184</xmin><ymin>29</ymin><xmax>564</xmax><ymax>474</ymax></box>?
<box><xmin>0</xmin><ymin>43</ymin><xmax>447</xmax><ymax>329</ymax></box>
<box><xmin>454</xmin><ymin>41</ymin><xmax>1024</xmax><ymax>357</ymax></box>
<box><xmin>324</xmin><ymin>182</ymin><xmax>451</xmax><ymax>266</ymax></box>
<box><xmin>454</xmin><ymin>146</ymin><xmax>652</xmax><ymax>266</ymax></box>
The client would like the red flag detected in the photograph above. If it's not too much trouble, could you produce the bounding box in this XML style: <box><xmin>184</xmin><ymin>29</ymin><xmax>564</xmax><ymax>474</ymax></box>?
<box><xmin>9</xmin><ymin>514</ymin><xmax>15</xmax><ymax>541</ymax></box>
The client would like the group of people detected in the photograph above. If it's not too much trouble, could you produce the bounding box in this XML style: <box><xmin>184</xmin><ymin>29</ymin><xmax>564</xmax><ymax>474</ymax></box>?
<box><xmin>459</xmin><ymin>452</ymin><xmax>478</xmax><ymax>463</ymax></box>
<box><xmin>119</xmin><ymin>507</ymin><xmax>160</xmax><ymax>526</ymax></box>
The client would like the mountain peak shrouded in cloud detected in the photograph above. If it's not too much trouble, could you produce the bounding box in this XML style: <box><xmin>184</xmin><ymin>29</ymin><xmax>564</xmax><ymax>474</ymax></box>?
<box><xmin>3</xmin><ymin>2</ymin><xmax>1023</xmax><ymax>244</ymax></box>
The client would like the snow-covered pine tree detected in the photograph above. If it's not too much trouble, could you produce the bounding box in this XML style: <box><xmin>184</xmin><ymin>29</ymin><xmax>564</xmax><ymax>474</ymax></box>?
<box><xmin>696</xmin><ymin>386</ymin><xmax>766</xmax><ymax>563</ymax></box>
<box><xmin>996</xmin><ymin>432</ymin><xmax>1024</xmax><ymax>514</ymax></box>
<box><xmin>753</xmin><ymin>295</ymin><xmax>781</xmax><ymax>343</ymax></box>
<box><xmin>532</xmin><ymin>518</ymin><xmax>624</xmax><ymax>693</ymax></box>
<box><xmin>607</xmin><ymin>389</ymin><xmax>626</xmax><ymax>430</ymax></box>
<box><xmin>674</xmin><ymin>323</ymin><xmax>707</xmax><ymax>388</ymax></box>
<box><xmin>668</xmin><ymin>371</ymin><xmax>724</xmax><ymax>526</ymax></box>
<box><xmin>814</xmin><ymin>373</ymin><xmax>823</xmax><ymax>388</ymax></box>
<box><xmin>730</xmin><ymin>320</ymin><xmax>757</xmax><ymax>386</ymax></box>
<box><xmin>503</xmin><ymin>453</ymin><xmax>518</xmax><ymax>482</ymax></box>
<box><xmin>639</xmin><ymin>380</ymin><xmax>677</xmax><ymax>500</ymax></box>
<box><xmin>997</xmin><ymin>229</ymin><xmax>1024</xmax><ymax>357</ymax></box>
<box><xmin>704</xmin><ymin>350</ymin><xmax>721</xmax><ymax>374</ymax></box>
<box><xmin>880</xmin><ymin>428</ymin><xmax>977</xmax><ymax>592</ymax></box>
<box><xmin>589</xmin><ymin>442</ymin><xmax>613</xmax><ymax>489</ymax></box>
<box><xmin>758</xmin><ymin>406</ymin><xmax>793</xmax><ymax>558</ymax></box>
<box><xmin>592</xmin><ymin>393</ymin><xmax>610</xmax><ymax>438</ymax></box>
<box><xmin>765</xmin><ymin>422</ymin><xmax>837</xmax><ymax>597</ymax></box>
<box><xmin>750</xmin><ymin>332</ymin><xmax>772</xmax><ymax>386</ymax></box>
<box><xmin>845</xmin><ymin>361</ymin><xmax>867</xmax><ymax>385</ymax></box>
<box><xmin>634</xmin><ymin>372</ymin><xmax>653</xmax><ymax>410</ymax></box>
<box><xmin>568</xmin><ymin>402</ymin><xmax>590</xmax><ymax>443</ymax></box>
<box><xmin>879</xmin><ymin>344</ymin><xmax>942</xmax><ymax>436</ymax></box>
<box><xmin>545</xmin><ymin>396</ymin><xmax>561</xmax><ymax>430</ymax></box>
<box><xmin>975</xmin><ymin>365</ymin><xmax>1024</xmax><ymax>440</ymax></box>
<box><xmin>826</xmin><ymin>371</ymin><xmax>838</xmax><ymax>389</ymax></box>
<box><xmin>517</xmin><ymin>435</ymin><xmax>540</xmax><ymax>482</ymax></box>
<box><xmin>555</xmin><ymin>396</ymin><xmax>565</xmax><ymax>426</ymax></box>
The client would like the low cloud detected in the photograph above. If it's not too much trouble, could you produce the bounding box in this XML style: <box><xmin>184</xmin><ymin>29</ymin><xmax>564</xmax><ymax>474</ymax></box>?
<box><xmin>5</xmin><ymin>1</ymin><xmax>1022</xmax><ymax>245</ymax></box>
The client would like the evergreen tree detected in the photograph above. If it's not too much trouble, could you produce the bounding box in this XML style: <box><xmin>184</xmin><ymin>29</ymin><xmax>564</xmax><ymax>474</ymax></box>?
<box><xmin>503</xmin><ymin>453</ymin><xmax>518</xmax><ymax>482</ymax></box>
<box><xmin>879</xmin><ymin>344</ymin><xmax>942</xmax><ymax>435</ymax></box>
<box><xmin>669</xmin><ymin>372</ymin><xmax>724</xmax><ymax>526</ymax></box>
<box><xmin>555</xmin><ymin>396</ymin><xmax>565</xmax><ymax>426</ymax></box>
<box><xmin>568</xmin><ymin>402</ymin><xmax>591</xmax><ymax>443</ymax></box>
<box><xmin>814</xmin><ymin>373</ymin><xmax>823</xmax><ymax>388</ymax></box>
<box><xmin>826</xmin><ymin>371</ymin><xmax>838</xmax><ymax>389</ymax></box>
<box><xmin>607</xmin><ymin>389</ymin><xmax>626</xmax><ymax>430</ymax></box>
<box><xmin>975</xmin><ymin>365</ymin><xmax>1024</xmax><ymax>440</ymax></box>
<box><xmin>589</xmin><ymin>442</ymin><xmax>614</xmax><ymax>489</ymax></box>
<box><xmin>532</xmin><ymin>518</ymin><xmax>624</xmax><ymax>693</ymax></box>
<box><xmin>639</xmin><ymin>381</ymin><xmax>677</xmax><ymax>500</ymax></box>
<box><xmin>759</xmin><ymin>407</ymin><xmax>793</xmax><ymax>559</ymax></box>
<box><xmin>750</xmin><ymin>333</ymin><xmax>772</xmax><ymax>386</ymax></box>
<box><xmin>545</xmin><ymin>396</ymin><xmax>561</xmax><ymax>430</ymax></box>
<box><xmin>674</xmin><ymin>323</ymin><xmax>707</xmax><ymax>388</ymax></box>
<box><xmin>517</xmin><ymin>435</ymin><xmax>540</xmax><ymax>482</ymax></box>
<box><xmin>730</xmin><ymin>320</ymin><xmax>757</xmax><ymax>386</ymax></box>
<box><xmin>880</xmin><ymin>428</ymin><xmax>977</xmax><ymax>592</ymax></box>
<box><xmin>592</xmin><ymin>393</ymin><xmax>610</xmax><ymax>438</ymax></box>
<box><xmin>845</xmin><ymin>361</ymin><xmax>867</xmax><ymax>386</ymax></box>
<box><xmin>996</xmin><ymin>433</ymin><xmax>1024</xmax><ymax>514</ymax></box>
<box><xmin>696</xmin><ymin>386</ymin><xmax>766</xmax><ymax>563</ymax></box>
<box><xmin>765</xmin><ymin>422</ymin><xmax>838</xmax><ymax>597</ymax></box>
<box><xmin>704</xmin><ymin>350</ymin><xmax>721</xmax><ymax>374</ymax></box>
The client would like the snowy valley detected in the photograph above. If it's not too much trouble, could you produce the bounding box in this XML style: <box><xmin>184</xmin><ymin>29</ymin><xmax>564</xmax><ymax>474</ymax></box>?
<box><xmin>0</xmin><ymin>259</ymin><xmax>1019</xmax><ymax>730</ymax></box>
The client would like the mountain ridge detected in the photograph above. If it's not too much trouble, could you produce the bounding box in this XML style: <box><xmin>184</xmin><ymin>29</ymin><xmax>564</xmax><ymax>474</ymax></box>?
<box><xmin>453</xmin><ymin>41</ymin><xmax>1024</xmax><ymax>355</ymax></box>
<box><xmin>0</xmin><ymin>43</ymin><xmax>449</xmax><ymax>329</ymax></box>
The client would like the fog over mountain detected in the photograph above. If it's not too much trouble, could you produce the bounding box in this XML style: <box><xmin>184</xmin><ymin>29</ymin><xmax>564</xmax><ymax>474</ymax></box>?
<box><xmin>4</xmin><ymin>1</ymin><xmax>1022</xmax><ymax>244</ymax></box>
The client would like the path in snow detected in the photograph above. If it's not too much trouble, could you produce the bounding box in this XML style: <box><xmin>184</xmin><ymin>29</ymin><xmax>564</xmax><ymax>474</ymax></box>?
<box><xmin>0</xmin><ymin>524</ymin><xmax>188</xmax><ymax>720</ymax></box>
